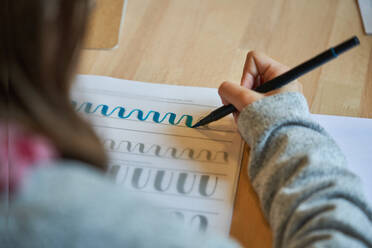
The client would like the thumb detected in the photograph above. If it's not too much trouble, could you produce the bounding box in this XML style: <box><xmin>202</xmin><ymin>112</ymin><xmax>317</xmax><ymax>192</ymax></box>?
<box><xmin>218</xmin><ymin>81</ymin><xmax>263</xmax><ymax>112</ymax></box>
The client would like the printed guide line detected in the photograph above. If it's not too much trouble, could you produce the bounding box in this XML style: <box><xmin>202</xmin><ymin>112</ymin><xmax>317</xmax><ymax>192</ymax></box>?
<box><xmin>108</xmin><ymin>150</ymin><xmax>228</xmax><ymax>164</ymax></box>
<box><xmin>94</xmin><ymin>124</ymin><xmax>233</xmax><ymax>143</ymax></box>
<box><xmin>108</xmin><ymin>159</ymin><xmax>228</xmax><ymax>176</ymax></box>
<box><xmin>74</xmin><ymin>88</ymin><xmax>218</xmax><ymax>108</ymax></box>
<box><xmin>125</xmin><ymin>189</ymin><xmax>224</xmax><ymax>201</ymax></box>
<box><xmin>89</xmin><ymin>113</ymin><xmax>236</xmax><ymax>133</ymax></box>
<box><xmin>164</xmin><ymin>207</ymin><xmax>219</xmax><ymax>215</ymax></box>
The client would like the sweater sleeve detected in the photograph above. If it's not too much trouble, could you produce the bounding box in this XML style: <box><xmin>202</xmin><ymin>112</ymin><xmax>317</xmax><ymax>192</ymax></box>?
<box><xmin>237</xmin><ymin>92</ymin><xmax>372</xmax><ymax>248</ymax></box>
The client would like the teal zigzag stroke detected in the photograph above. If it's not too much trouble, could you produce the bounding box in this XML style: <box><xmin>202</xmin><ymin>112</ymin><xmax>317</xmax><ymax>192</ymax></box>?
<box><xmin>72</xmin><ymin>101</ymin><xmax>194</xmax><ymax>127</ymax></box>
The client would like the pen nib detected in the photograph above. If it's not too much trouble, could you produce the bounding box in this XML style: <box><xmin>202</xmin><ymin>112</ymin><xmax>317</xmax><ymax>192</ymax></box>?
<box><xmin>191</xmin><ymin>123</ymin><xmax>201</xmax><ymax>128</ymax></box>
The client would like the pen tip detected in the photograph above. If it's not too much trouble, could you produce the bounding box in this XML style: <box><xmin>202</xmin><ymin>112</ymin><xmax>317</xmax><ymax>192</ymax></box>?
<box><xmin>191</xmin><ymin>123</ymin><xmax>200</xmax><ymax>128</ymax></box>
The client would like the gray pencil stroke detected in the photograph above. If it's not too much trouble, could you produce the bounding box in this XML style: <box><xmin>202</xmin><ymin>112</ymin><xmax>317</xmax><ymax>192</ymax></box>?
<box><xmin>103</xmin><ymin>139</ymin><xmax>229</xmax><ymax>163</ymax></box>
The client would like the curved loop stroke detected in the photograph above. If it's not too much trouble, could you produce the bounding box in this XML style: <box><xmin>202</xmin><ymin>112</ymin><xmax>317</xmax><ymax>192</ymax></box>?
<box><xmin>73</xmin><ymin>101</ymin><xmax>194</xmax><ymax>127</ymax></box>
<box><xmin>104</xmin><ymin>139</ymin><xmax>229</xmax><ymax>163</ymax></box>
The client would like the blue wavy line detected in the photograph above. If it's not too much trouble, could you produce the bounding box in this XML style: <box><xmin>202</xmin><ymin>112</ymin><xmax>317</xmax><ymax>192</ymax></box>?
<box><xmin>72</xmin><ymin>101</ymin><xmax>194</xmax><ymax>127</ymax></box>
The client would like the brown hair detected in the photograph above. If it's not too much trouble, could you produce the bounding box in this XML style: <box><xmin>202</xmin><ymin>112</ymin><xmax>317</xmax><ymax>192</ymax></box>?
<box><xmin>1</xmin><ymin>0</ymin><xmax>107</xmax><ymax>170</ymax></box>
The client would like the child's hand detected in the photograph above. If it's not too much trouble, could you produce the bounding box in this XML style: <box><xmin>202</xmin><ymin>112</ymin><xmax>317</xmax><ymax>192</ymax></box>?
<box><xmin>218</xmin><ymin>51</ymin><xmax>303</xmax><ymax>121</ymax></box>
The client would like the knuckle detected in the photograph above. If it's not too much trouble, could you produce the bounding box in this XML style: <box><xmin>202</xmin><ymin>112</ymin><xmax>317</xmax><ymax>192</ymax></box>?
<box><xmin>246</xmin><ymin>51</ymin><xmax>256</xmax><ymax>59</ymax></box>
<box><xmin>219</xmin><ymin>81</ymin><xmax>229</xmax><ymax>89</ymax></box>
<box><xmin>218</xmin><ymin>82</ymin><xmax>229</xmax><ymax>94</ymax></box>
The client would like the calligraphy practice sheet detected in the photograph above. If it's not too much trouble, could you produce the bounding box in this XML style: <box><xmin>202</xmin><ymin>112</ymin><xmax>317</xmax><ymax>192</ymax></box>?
<box><xmin>71</xmin><ymin>75</ymin><xmax>244</xmax><ymax>235</ymax></box>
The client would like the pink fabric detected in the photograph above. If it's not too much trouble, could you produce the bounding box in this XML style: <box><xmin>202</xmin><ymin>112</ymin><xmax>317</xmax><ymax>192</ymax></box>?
<box><xmin>0</xmin><ymin>123</ymin><xmax>58</xmax><ymax>193</ymax></box>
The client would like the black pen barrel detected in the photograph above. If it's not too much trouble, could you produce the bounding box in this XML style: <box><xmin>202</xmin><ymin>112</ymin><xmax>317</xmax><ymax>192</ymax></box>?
<box><xmin>192</xmin><ymin>36</ymin><xmax>360</xmax><ymax>128</ymax></box>
<box><xmin>209</xmin><ymin>104</ymin><xmax>237</xmax><ymax>117</ymax></box>
<box><xmin>255</xmin><ymin>36</ymin><xmax>360</xmax><ymax>93</ymax></box>
<box><xmin>196</xmin><ymin>104</ymin><xmax>236</xmax><ymax>126</ymax></box>
<box><xmin>334</xmin><ymin>36</ymin><xmax>360</xmax><ymax>55</ymax></box>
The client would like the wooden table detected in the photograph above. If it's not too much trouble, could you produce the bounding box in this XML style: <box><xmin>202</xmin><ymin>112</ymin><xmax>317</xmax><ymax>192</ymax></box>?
<box><xmin>78</xmin><ymin>0</ymin><xmax>372</xmax><ymax>247</ymax></box>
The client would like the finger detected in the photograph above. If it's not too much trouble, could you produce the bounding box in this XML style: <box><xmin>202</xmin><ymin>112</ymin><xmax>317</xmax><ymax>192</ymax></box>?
<box><xmin>241</xmin><ymin>51</ymin><xmax>289</xmax><ymax>87</ymax></box>
<box><xmin>218</xmin><ymin>81</ymin><xmax>263</xmax><ymax>111</ymax></box>
<box><xmin>241</xmin><ymin>52</ymin><xmax>257</xmax><ymax>89</ymax></box>
<box><xmin>241</xmin><ymin>51</ymin><xmax>272</xmax><ymax>87</ymax></box>
<box><xmin>252</xmin><ymin>52</ymin><xmax>289</xmax><ymax>83</ymax></box>
<box><xmin>220</xmin><ymin>95</ymin><xmax>229</xmax><ymax>106</ymax></box>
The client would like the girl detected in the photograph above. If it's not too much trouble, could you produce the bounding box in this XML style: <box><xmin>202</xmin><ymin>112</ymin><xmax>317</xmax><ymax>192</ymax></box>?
<box><xmin>1</xmin><ymin>0</ymin><xmax>371</xmax><ymax>247</ymax></box>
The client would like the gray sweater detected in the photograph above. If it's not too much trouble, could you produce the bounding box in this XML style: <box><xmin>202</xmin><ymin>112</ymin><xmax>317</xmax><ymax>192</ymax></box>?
<box><xmin>1</xmin><ymin>92</ymin><xmax>372</xmax><ymax>247</ymax></box>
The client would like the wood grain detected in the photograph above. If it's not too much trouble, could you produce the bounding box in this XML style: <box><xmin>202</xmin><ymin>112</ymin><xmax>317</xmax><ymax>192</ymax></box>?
<box><xmin>83</xmin><ymin>0</ymin><xmax>126</xmax><ymax>49</ymax></box>
<box><xmin>78</xmin><ymin>0</ymin><xmax>372</xmax><ymax>247</ymax></box>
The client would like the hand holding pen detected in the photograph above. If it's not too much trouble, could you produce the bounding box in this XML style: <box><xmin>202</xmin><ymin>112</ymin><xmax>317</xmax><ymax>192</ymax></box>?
<box><xmin>192</xmin><ymin>36</ymin><xmax>359</xmax><ymax>128</ymax></box>
<box><xmin>218</xmin><ymin>51</ymin><xmax>303</xmax><ymax>122</ymax></box>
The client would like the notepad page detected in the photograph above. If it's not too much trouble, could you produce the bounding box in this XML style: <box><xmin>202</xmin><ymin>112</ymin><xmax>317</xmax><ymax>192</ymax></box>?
<box><xmin>71</xmin><ymin>75</ymin><xmax>244</xmax><ymax>235</ymax></box>
<box><xmin>312</xmin><ymin>114</ymin><xmax>372</xmax><ymax>205</ymax></box>
<box><xmin>358</xmin><ymin>0</ymin><xmax>372</xmax><ymax>35</ymax></box>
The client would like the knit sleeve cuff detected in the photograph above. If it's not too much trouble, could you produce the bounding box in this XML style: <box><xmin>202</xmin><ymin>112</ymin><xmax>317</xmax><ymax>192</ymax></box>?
<box><xmin>237</xmin><ymin>92</ymin><xmax>311</xmax><ymax>147</ymax></box>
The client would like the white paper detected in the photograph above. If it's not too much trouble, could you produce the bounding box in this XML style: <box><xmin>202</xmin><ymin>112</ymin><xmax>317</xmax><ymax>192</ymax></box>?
<box><xmin>71</xmin><ymin>75</ymin><xmax>244</xmax><ymax>235</ymax></box>
<box><xmin>312</xmin><ymin>114</ymin><xmax>372</xmax><ymax>205</ymax></box>
<box><xmin>358</xmin><ymin>0</ymin><xmax>372</xmax><ymax>35</ymax></box>
<box><xmin>71</xmin><ymin>75</ymin><xmax>372</xmax><ymax>234</ymax></box>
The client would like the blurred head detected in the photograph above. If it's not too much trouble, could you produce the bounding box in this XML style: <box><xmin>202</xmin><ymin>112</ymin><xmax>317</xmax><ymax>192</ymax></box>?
<box><xmin>0</xmin><ymin>0</ymin><xmax>107</xmax><ymax>170</ymax></box>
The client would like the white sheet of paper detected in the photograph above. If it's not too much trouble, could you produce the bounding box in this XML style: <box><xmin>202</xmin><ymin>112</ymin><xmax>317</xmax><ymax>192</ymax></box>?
<box><xmin>312</xmin><ymin>114</ymin><xmax>372</xmax><ymax>205</ymax></box>
<box><xmin>358</xmin><ymin>0</ymin><xmax>372</xmax><ymax>35</ymax></box>
<box><xmin>71</xmin><ymin>75</ymin><xmax>244</xmax><ymax>235</ymax></box>
<box><xmin>71</xmin><ymin>74</ymin><xmax>372</xmax><ymax>234</ymax></box>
